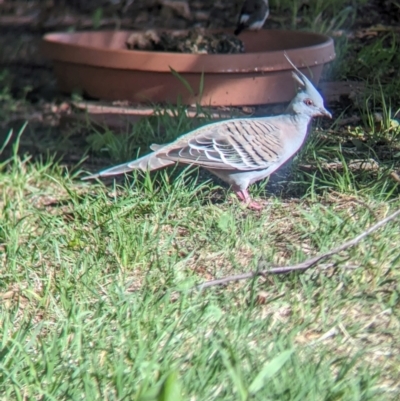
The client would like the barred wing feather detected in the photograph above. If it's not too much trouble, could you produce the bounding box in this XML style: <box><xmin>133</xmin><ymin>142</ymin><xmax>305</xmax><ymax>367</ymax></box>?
<box><xmin>157</xmin><ymin>119</ymin><xmax>283</xmax><ymax>171</ymax></box>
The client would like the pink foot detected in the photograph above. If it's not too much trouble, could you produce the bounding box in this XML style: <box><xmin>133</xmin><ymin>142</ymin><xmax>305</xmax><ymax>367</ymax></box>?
<box><xmin>248</xmin><ymin>200</ymin><xmax>263</xmax><ymax>210</ymax></box>
<box><xmin>235</xmin><ymin>189</ymin><xmax>263</xmax><ymax>210</ymax></box>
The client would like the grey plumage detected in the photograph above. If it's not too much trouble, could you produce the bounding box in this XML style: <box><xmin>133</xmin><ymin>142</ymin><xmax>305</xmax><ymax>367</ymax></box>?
<box><xmin>234</xmin><ymin>0</ymin><xmax>269</xmax><ymax>36</ymax></box>
<box><xmin>83</xmin><ymin>55</ymin><xmax>331</xmax><ymax>209</ymax></box>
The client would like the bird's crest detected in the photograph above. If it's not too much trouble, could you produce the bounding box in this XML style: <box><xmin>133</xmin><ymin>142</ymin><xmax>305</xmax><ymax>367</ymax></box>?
<box><xmin>283</xmin><ymin>51</ymin><xmax>331</xmax><ymax>118</ymax></box>
<box><xmin>284</xmin><ymin>52</ymin><xmax>322</xmax><ymax>100</ymax></box>
<box><xmin>284</xmin><ymin>52</ymin><xmax>311</xmax><ymax>86</ymax></box>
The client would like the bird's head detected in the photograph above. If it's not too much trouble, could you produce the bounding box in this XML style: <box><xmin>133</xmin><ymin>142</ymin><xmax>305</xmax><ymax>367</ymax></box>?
<box><xmin>285</xmin><ymin>54</ymin><xmax>332</xmax><ymax>119</ymax></box>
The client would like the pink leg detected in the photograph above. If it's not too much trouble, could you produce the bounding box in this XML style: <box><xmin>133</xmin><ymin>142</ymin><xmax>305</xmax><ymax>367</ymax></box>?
<box><xmin>235</xmin><ymin>189</ymin><xmax>263</xmax><ymax>210</ymax></box>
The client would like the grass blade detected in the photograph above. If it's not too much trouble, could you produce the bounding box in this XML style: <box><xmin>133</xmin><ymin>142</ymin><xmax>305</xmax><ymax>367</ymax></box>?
<box><xmin>248</xmin><ymin>349</ymin><xmax>294</xmax><ymax>395</ymax></box>
<box><xmin>157</xmin><ymin>371</ymin><xmax>182</xmax><ymax>401</ymax></box>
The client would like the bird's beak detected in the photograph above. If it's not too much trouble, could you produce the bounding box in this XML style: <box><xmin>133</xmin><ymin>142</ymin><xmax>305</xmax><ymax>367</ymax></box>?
<box><xmin>320</xmin><ymin>108</ymin><xmax>332</xmax><ymax>119</ymax></box>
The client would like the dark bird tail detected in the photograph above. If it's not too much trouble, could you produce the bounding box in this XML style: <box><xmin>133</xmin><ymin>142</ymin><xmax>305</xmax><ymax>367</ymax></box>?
<box><xmin>234</xmin><ymin>24</ymin><xmax>245</xmax><ymax>35</ymax></box>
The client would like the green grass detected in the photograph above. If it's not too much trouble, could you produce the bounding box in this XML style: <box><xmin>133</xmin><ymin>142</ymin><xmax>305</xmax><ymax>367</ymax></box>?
<box><xmin>1</xmin><ymin>119</ymin><xmax>400</xmax><ymax>400</ymax></box>
<box><xmin>2</xmin><ymin>1</ymin><xmax>400</xmax><ymax>399</ymax></box>
<box><xmin>85</xmin><ymin>103</ymin><xmax>213</xmax><ymax>164</ymax></box>
<box><xmin>270</xmin><ymin>0</ymin><xmax>368</xmax><ymax>32</ymax></box>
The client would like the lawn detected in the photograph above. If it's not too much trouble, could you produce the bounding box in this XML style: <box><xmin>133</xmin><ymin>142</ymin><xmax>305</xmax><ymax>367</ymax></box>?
<box><xmin>1</xmin><ymin>0</ymin><xmax>400</xmax><ymax>400</ymax></box>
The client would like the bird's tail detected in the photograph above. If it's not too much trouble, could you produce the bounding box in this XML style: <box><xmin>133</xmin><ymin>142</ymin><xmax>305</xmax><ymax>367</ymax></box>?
<box><xmin>82</xmin><ymin>153</ymin><xmax>175</xmax><ymax>180</ymax></box>
<box><xmin>234</xmin><ymin>25</ymin><xmax>244</xmax><ymax>35</ymax></box>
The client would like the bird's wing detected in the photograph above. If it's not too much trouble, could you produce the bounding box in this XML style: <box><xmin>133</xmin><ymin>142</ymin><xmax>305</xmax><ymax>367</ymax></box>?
<box><xmin>235</xmin><ymin>0</ymin><xmax>269</xmax><ymax>34</ymax></box>
<box><xmin>150</xmin><ymin>143</ymin><xmax>167</xmax><ymax>151</ymax></box>
<box><xmin>241</xmin><ymin>0</ymin><xmax>268</xmax><ymax>19</ymax></box>
<box><xmin>156</xmin><ymin>118</ymin><xmax>284</xmax><ymax>171</ymax></box>
<box><xmin>241</xmin><ymin>0</ymin><xmax>261</xmax><ymax>16</ymax></box>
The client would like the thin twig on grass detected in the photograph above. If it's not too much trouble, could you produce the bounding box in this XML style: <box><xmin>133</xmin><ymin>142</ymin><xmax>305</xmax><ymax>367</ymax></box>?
<box><xmin>196</xmin><ymin>208</ymin><xmax>400</xmax><ymax>290</ymax></box>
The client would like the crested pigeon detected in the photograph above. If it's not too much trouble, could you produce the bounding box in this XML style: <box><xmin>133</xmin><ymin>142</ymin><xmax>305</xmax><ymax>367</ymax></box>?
<box><xmin>234</xmin><ymin>0</ymin><xmax>269</xmax><ymax>36</ymax></box>
<box><xmin>83</xmin><ymin>56</ymin><xmax>331</xmax><ymax>210</ymax></box>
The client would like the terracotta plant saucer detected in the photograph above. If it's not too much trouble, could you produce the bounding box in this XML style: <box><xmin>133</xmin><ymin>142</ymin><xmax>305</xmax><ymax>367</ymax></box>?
<box><xmin>42</xmin><ymin>29</ymin><xmax>335</xmax><ymax>106</ymax></box>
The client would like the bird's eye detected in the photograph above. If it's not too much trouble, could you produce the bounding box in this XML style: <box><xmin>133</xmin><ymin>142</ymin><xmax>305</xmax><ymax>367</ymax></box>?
<box><xmin>304</xmin><ymin>99</ymin><xmax>314</xmax><ymax>106</ymax></box>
